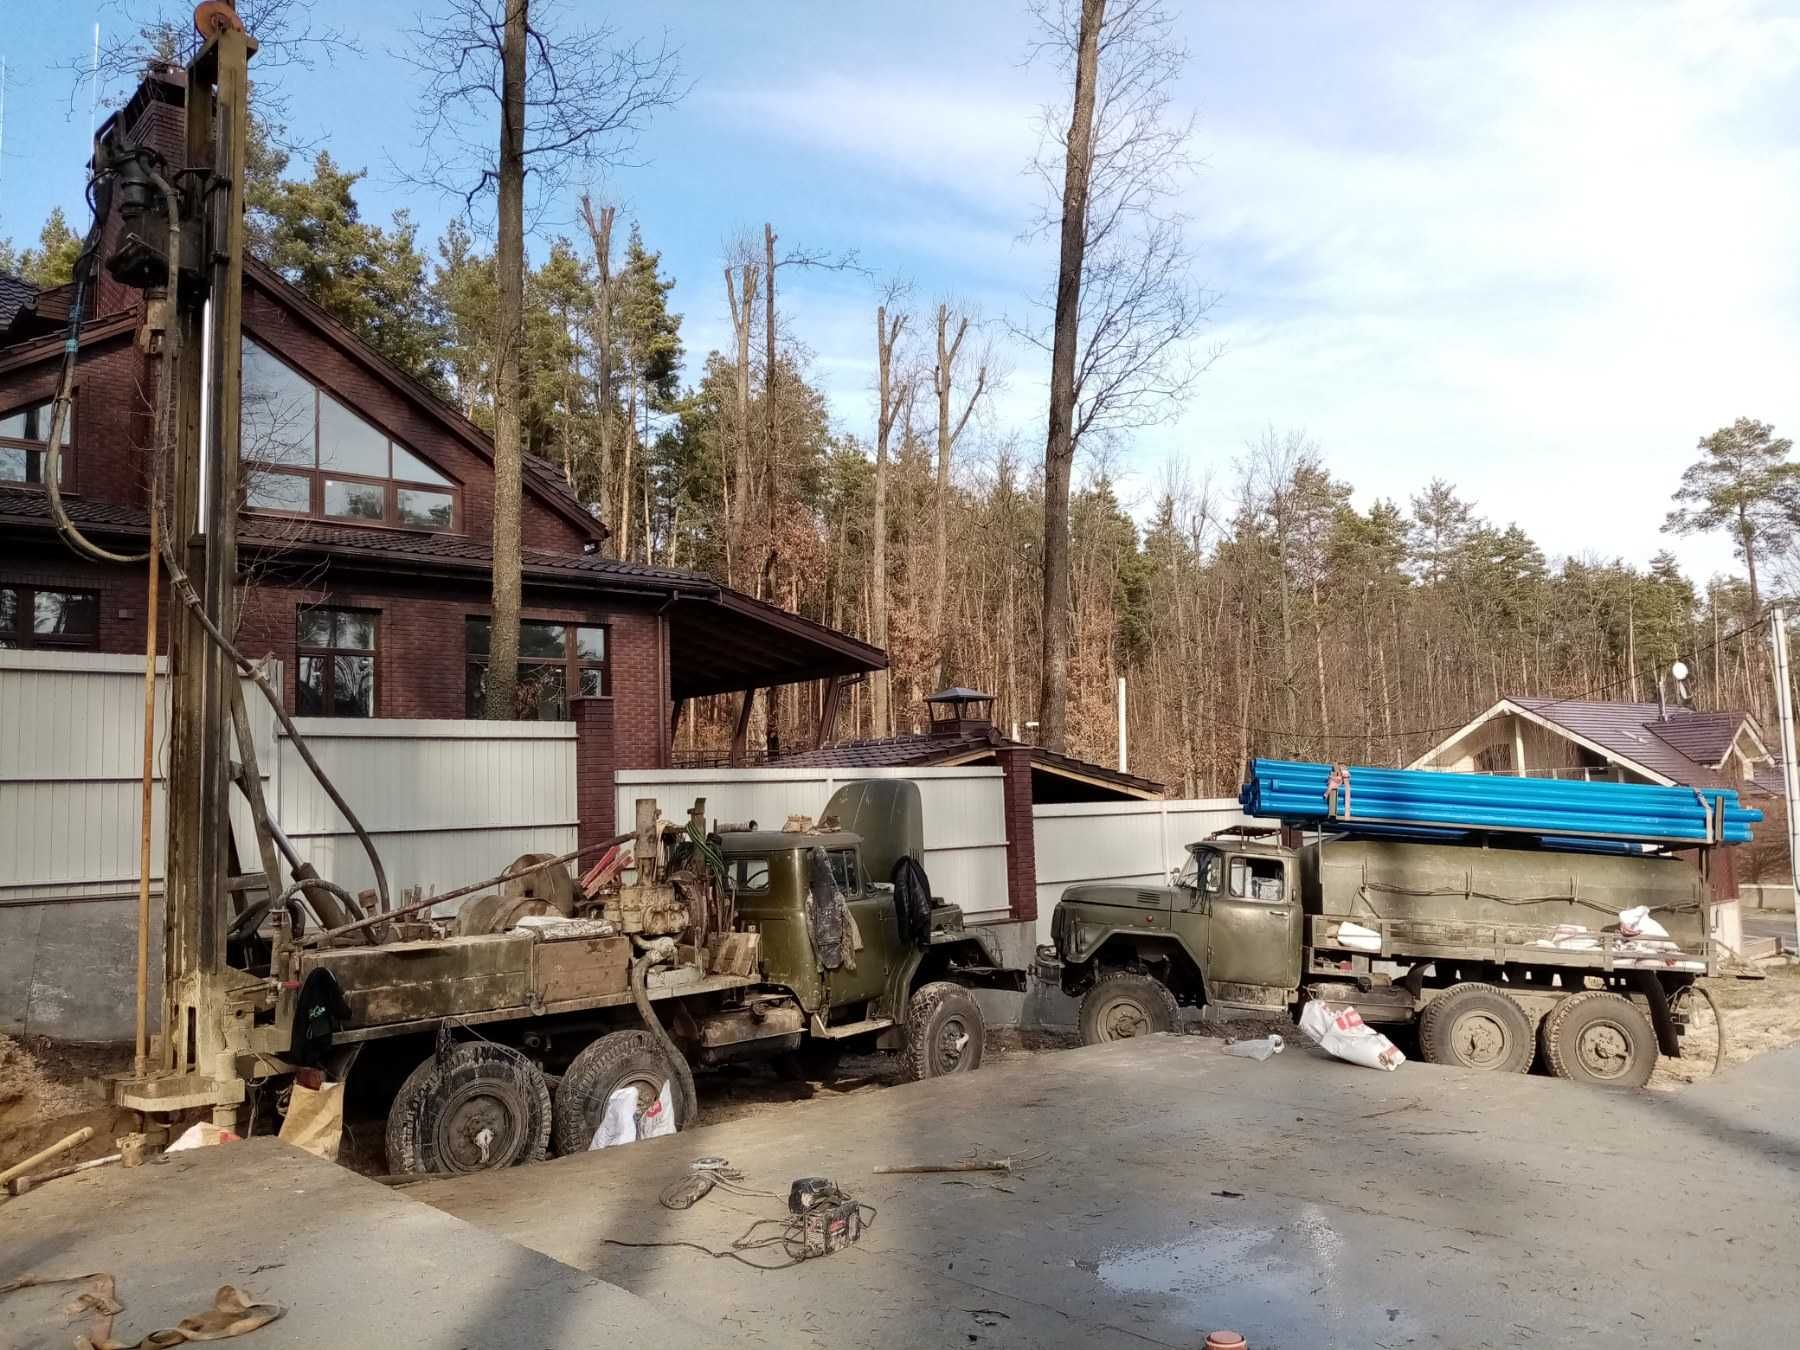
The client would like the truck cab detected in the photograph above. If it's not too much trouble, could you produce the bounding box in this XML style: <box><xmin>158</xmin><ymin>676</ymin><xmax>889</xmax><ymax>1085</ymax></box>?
<box><xmin>1043</xmin><ymin>832</ymin><xmax>1304</xmax><ymax>1039</ymax></box>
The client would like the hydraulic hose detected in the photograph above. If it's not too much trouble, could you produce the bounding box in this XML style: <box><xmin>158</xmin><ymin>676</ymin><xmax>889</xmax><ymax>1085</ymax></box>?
<box><xmin>631</xmin><ymin>951</ymin><xmax>698</xmax><ymax>1128</ymax></box>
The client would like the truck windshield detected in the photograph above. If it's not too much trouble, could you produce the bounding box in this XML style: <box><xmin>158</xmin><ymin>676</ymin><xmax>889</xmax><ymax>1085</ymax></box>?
<box><xmin>1181</xmin><ymin>848</ymin><xmax>1222</xmax><ymax>892</ymax></box>
<box><xmin>828</xmin><ymin>849</ymin><xmax>861</xmax><ymax>895</ymax></box>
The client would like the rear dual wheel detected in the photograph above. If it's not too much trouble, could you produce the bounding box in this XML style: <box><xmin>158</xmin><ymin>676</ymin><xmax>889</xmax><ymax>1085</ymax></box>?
<box><xmin>1540</xmin><ymin>991</ymin><xmax>1657</xmax><ymax>1089</ymax></box>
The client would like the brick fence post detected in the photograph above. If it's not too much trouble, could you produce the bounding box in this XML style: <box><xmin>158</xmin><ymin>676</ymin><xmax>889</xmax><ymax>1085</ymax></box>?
<box><xmin>571</xmin><ymin>695</ymin><xmax>617</xmax><ymax>853</ymax></box>
<box><xmin>995</xmin><ymin>745</ymin><xmax>1037</xmax><ymax>924</ymax></box>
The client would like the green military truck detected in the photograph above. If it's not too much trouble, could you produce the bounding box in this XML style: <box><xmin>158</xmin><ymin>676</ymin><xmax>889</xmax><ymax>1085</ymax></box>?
<box><xmin>1037</xmin><ymin>828</ymin><xmax>1721</xmax><ymax>1088</ymax></box>
<box><xmin>257</xmin><ymin>781</ymin><xmax>1021</xmax><ymax>1174</ymax></box>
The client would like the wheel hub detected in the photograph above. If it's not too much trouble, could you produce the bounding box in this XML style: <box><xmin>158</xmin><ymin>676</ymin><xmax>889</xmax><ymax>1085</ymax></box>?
<box><xmin>938</xmin><ymin>1015</ymin><xmax>970</xmax><ymax>1069</ymax></box>
<box><xmin>438</xmin><ymin>1087</ymin><xmax>519</xmax><ymax>1171</ymax></box>
<box><xmin>1453</xmin><ymin>1011</ymin><xmax>1510</xmax><ymax>1069</ymax></box>
<box><xmin>1576</xmin><ymin>1021</ymin><xmax>1632</xmax><ymax>1079</ymax></box>
<box><xmin>1100</xmin><ymin>998</ymin><xmax>1149</xmax><ymax>1040</ymax></box>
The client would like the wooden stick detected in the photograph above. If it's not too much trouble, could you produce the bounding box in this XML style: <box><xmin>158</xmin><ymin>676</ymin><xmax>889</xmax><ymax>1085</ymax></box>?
<box><xmin>0</xmin><ymin>1127</ymin><xmax>96</xmax><ymax>1187</ymax></box>
<box><xmin>7</xmin><ymin>1152</ymin><xmax>121</xmax><ymax>1196</ymax></box>
<box><xmin>872</xmin><ymin>1158</ymin><xmax>1013</xmax><ymax>1175</ymax></box>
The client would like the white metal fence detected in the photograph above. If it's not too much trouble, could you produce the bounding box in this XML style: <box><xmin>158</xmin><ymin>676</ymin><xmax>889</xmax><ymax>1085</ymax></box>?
<box><xmin>1031</xmin><ymin>798</ymin><xmax>1251</xmax><ymax>944</ymax></box>
<box><xmin>0</xmin><ymin>651</ymin><xmax>576</xmax><ymax>1038</ymax></box>
<box><xmin>616</xmin><ymin>766</ymin><xmax>1012</xmax><ymax>921</ymax></box>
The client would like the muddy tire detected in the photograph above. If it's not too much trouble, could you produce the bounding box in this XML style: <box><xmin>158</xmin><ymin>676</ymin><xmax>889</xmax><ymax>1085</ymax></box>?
<box><xmin>553</xmin><ymin>1029</ymin><xmax>689</xmax><ymax>1156</ymax></box>
<box><xmin>901</xmin><ymin>981</ymin><xmax>986</xmax><ymax>1081</ymax></box>
<box><xmin>1543</xmin><ymin>991</ymin><xmax>1657</xmax><ymax>1089</ymax></box>
<box><xmin>1418</xmin><ymin>983</ymin><xmax>1535</xmax><ymax>1073</ymax></box>
<box><xmin>1078</xmin><ymin>971</ymin><xmax>1180</xmax><ymax>1045</ymax></box>
<box><xmin>385</xmin><ymin>1041</ymin><xmax>552</xmax><ymax>1176</ymax></box>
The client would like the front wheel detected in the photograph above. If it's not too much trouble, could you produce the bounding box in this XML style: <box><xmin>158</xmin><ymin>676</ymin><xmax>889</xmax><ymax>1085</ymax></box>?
<box><xmin>1078</xmin><ymin>971</ymin><xmax>1180</xmax><ymax>1045</ymax></box>
<box><xmin>901</xmin><ymin>981</ymin><xmax>986</xmax><ymax>1080</ymax></box>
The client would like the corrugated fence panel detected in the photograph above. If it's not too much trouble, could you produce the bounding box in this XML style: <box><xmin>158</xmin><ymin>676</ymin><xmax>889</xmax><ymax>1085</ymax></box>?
<box><xmin>1032</xmin><ymin>798</ymin><xmax>1252</xmax><ymax>943</ymax></box>
<box><xmin>275</xmin><ymin>718</ymin><xmax>577</xmax><ymax>905</ymax></box>
<box><xmin>616</xmin><ymin>767</ymin><xmax>1012</xmax><ymax>919</ymax></box>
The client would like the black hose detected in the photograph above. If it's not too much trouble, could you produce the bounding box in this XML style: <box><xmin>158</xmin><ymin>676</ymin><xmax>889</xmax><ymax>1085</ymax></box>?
<box><xmin>631</xmin><ymin>953</ymin><xmax>698</xmax><ymax>1128</ymax></box>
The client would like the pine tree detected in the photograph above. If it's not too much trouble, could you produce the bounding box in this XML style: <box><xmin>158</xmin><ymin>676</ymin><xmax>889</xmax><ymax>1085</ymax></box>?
<box><xmin>16</xmin><ymin>209</ymin><xmax>83</xmax><ymax>288</ymax></box>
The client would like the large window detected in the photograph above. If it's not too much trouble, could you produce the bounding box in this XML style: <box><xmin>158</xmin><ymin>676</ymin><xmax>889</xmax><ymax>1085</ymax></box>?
<box><xmin>0</xmin><ymin>585</ymin><xmax>99</xmax><ymax>649</ymax></box>
<box><xmin>241</xmin><ymin>338</ymin><xmax>459</xmax><ymax>530</ymax></box>
<box><xmin>465</xmin><ymin>617</ymin><xmax>608</xmax><ymax>720</ymax></box>
<box><xmin>297</xmin><ymin>606</ymin><xmax>376</xmax><ymax>716</ymax></box>
<box><xmin>0</xmin><ymin>399</ymin><xmax>70</xmax><ymax>486</ymax></box>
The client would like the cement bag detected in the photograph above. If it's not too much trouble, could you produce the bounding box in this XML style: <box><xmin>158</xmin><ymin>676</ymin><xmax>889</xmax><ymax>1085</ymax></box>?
<box><xmin>1298</xmin><ymin>1001</ymin><xmax>1405</xmax><ymax>1072</ymax></box>
<box><xmin>590</xmin><ymin>1086</ymin><xmax>640</xmax><ymax>1149</ymax></box>
<box><xmin>636</xmin><ymin>1081</ymin><xmax>677</xmax><ymax>1140</ymax></box>
<box><xmin>279</xmin><ymin>1080</ymin><xmax>345</xmax><ymax>1161</ymax></box>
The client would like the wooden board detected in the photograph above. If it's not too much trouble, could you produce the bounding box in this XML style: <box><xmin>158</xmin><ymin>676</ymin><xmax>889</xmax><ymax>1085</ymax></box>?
<box><xmin>533</xmin><ymin>935</ymin><xmax>631</xmax><ymax>1004</ymax></box>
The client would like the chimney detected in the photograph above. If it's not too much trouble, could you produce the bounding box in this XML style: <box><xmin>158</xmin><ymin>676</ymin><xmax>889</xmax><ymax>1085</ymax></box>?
<box><xmin>924</xmin><ymin>688</ymin><xmax>996</xmax><ymax>739</ymax></box>
<box><xmin>91</xmin><ymin>62</ymin><xmax>189</xmax><ymax>318</ymax></box>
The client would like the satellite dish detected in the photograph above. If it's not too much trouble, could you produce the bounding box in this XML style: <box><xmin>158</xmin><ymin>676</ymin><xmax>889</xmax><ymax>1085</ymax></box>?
<box><xmin>1670</xmin><ymin>660</ymin><xmax>1690</xmax><ymax>682</ymax></box>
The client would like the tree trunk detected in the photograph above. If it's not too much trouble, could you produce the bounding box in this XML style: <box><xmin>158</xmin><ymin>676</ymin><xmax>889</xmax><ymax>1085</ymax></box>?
<box><xmin>579</xmin><ymin>195</ymin><xmax>615</xmax><ymax>517</ymax></box>
<box><xmin>617</xmin><ymin>382</ymin><xmax>637</xmax><ymax>560</ymax></box>
<box><xmin>723</xmin><ymin>262</ymin><xmax>757</xmax><ymax>586</ymax></box>
<box><xmin>872</xmin><ymin>303</ymin><xmax>907</xmax><ymax>737</ymax></box>
<box><xmin>1037</xmin><ymin>0</ymin><xmax>1103</xmax><ymax>753</ymax></box>
<box><xmin>483</xmin><ymin>0</ymin><xmax>528</xmax><ymax>721</ymax></box>
<box><xmin>763</xmin><ymin>223</ymin><xmax>779</xmax><ymax>524</ymax></box>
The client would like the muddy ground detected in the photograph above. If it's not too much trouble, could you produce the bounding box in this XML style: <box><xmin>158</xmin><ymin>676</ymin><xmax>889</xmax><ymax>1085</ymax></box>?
<box><xmin>7</xmin><ymin>966</ymin><xmax>1800</xmax><ymax>1176</ymax></box>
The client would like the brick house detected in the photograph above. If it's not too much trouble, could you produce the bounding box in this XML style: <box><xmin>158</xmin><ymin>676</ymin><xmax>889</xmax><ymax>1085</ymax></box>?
<box><xmin>0</xmin><ymin>64</ymin><xmax>887</xmax><ymax>835</ymax></box>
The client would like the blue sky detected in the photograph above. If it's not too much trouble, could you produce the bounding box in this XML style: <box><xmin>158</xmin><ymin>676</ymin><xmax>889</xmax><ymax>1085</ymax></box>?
<box><xmin>4</xmin><ymin>0</ymin><xmax>1798</xmax><ymax>584</ymax></box>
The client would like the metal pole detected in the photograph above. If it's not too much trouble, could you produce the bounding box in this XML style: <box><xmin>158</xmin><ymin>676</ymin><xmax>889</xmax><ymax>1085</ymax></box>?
<box><xmin>1770</xmin><ymin>606</ymin><xmax>1800</xmax><ymax>954</ymax></box>
<box><xmin>1118</xmin><ymin>675</ymin><xmax>1128</xmax><ymax>774</ymax></box>
<box><xmin>134</xmin><ymin>505</ymin><xmax>159</xmax><ymax>1077</ymax></box>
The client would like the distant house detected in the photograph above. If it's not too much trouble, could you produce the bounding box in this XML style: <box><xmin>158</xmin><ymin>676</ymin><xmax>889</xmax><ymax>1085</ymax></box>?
<box><xmin>1410</xmin><ymin>697</ymin><xmax>1780</xmax><ymax>798</ymax></box>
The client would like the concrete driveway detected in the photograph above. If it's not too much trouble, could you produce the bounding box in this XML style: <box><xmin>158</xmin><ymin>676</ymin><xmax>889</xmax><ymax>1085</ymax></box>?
<box><xmin>413</xmin><ymin>1035</ymin><xmax>1800</xmax><ymax>1349</ymax></box>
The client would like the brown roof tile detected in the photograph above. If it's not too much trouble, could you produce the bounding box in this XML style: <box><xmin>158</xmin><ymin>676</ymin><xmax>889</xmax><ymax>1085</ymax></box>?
<box><xmin>1509</xmin><ymin>697</ymin><xmax>1747</xmax><ymax>788</ymax></box>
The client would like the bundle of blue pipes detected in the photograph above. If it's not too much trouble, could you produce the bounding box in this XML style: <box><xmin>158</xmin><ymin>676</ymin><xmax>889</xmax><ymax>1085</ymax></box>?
<box><xmin>1239</xmin><ymin>758</ymin><xmax>1760</xmax><ymax>846</ymax></box>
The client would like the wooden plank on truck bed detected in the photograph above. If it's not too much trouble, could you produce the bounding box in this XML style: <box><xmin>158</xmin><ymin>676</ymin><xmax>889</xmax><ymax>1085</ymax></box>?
<box><xmin>533</xmin><ymin>935</ymin><xmax>631</xmax><ymax>1003</ymax></box>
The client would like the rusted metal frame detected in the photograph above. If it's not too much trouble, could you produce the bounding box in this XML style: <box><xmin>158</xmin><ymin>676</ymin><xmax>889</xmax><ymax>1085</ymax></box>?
<box><xmin>324</xmin><ymin>971</ymin><xmax>762</xmax><ymax>1046</ymax></box>
<box><xmin>294</xmin><ymin>834</ymin><xmax>631</xmax><ymax>948</ymax></box>
<box><xmin>225</xmin><ymin>678</ymin><xmax>287</xmax><ymax>926</ymax></box>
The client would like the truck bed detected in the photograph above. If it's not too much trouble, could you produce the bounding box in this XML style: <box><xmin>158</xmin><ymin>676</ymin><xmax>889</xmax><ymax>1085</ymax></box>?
<box><xmin>1309</xmin><ymin>914</ymin><xmax>1711</xmax><ymax>975</ymax></box>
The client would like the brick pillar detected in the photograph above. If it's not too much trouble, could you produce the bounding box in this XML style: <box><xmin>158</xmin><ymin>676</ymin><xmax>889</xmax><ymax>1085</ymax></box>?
<box><xmin>572</xmin><ymin>695</ymin><xmax>616</xmax><ymax>853</ymax></box>
<box><xmin>996</xmin><ymin>745</ymin><xmax>1037</xmax><ymax>923</ymax></box>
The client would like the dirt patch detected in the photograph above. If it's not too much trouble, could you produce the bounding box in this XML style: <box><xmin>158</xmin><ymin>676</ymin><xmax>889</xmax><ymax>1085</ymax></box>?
<box><xmin>1651</xmin><ymin>963</ymin><xmax>1800</xmax><ymax>1089</ymax></box>
<box><xmin>0</xmin><ymin>1035</ymin><xmax>136</xmax><ymax>1174</ymax></box>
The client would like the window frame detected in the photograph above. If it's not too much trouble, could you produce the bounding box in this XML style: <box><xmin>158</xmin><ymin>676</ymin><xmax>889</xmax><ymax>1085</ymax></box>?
<box><xmin>294</xmin><ymin>604</ymin><xmax>378</xmax><ymax>718</ymax></box>
<box><xmin>464</xmin><ymin>616</ymin><xmax>611</xmax><ymax>720</ymax></box>
<box><xmin>0</xmin><ymin>396</ymin><xmax>73</xmax><ymax>490</ymax></box>
<box><xmin>1226</xmin><ymin>854</ymin><xmax>1288</xmax><ymax>905</ymax></box>
<box><xmin>0</xmin><ymin>584</ymin><xmax>101</xmax><ymax>650</ymax></box>
<box><xmin>239</xmin><ymin>339</ymin><xmax>461</xmax><ymax>533</ymax></box>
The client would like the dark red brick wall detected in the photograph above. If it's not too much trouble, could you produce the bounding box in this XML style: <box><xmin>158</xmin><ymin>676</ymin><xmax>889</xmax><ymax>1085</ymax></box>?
<box><xmin>996</xmin><ymin>745</ymin><xmax>1037</xmax><ymax>923</ymax></box>
<box><xmin>0</xmin><ymin>547</ymin><xmax>166</xmax><ymax>654</ymax></box>
<box><xmin>232</xmin><ymin>570</ymin><xmax>670</xmax><ymax>767</ymax></box>
<box><xmin>0</xmin><ymin>331</ymin><xmax>154</xmax><ymax>510</ymax></box>
<box><xmin>573</xmin><ymin>696</ymin><xmax>617</xmax><ymax>846</ymax></box>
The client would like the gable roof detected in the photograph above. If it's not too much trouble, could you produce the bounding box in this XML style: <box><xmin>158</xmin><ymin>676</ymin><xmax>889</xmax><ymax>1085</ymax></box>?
<box><xmin>1414</xmin><ymin>696</ymin><xmax>1772</xmax><ymax>793</ymax></box>
<box><xmin>242</xmin><ymin>256</ymin><xmax>606</xmax><ymax>545</ymax></box>
<box><xmin>772</xmin><ymin>726</ymin><xmax>1165</xmax><ymax>801</ymax></box>
<box><xmin>0</xmin><ymin>275</ymin><xmax>36</xmax><ymax>333</ymax></box>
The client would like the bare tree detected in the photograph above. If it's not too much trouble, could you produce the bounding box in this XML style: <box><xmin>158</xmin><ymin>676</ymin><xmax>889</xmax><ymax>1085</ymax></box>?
<box><xmin>721</xmin><ymin>240</ymin><xmax>760</xmax><ymax>587</ymax></box>
<box><xmin>872</xmin><ymin>286</ymin><xmax>913</xmax><ymax>737</ymax></box>
<box><xmin>400</xmin><ymin>0</ymin><xmax>682</xmax><ymax>719</ymax></box>
<box><xmin>579</xmin><ymin>192</ymin><xmax>617</xmax><ymax>498</ymax></box>
<box><xmin>1024</xmin><ymin>0</ymin><xmax>1217</xmax><ymax>749</ymax></box>
<box><xmin>931</xmin><ymin>302</ymin><xmax>996</xmax><ymax>683</ymax></box>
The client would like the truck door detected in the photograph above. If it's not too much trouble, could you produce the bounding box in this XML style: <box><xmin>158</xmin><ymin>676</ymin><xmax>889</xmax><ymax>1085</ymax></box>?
<box><xmin>1205</xmin><ymin>853</ymin><xmax>1304</xmax><ymax>994</ymax></box>
<box><xmin>825</xmin><ymin>847</ymin><xmax>896</xmax><ymax>1010</ymax></box>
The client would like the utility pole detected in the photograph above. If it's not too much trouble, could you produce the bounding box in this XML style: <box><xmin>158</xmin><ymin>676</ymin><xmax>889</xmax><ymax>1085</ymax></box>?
<box><xmin>1118</xmin><ymin>675</ymin><xmax>1128</xmax><ymax>774</ymax></box>
<box><xmin>1770</xmin><ymin>606</ymin><xmax>1800</xmax><ymax>954</ymax></box>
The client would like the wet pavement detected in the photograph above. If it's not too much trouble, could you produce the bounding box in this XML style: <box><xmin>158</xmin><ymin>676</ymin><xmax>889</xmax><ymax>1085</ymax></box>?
<box><xmin>412</xmin><ymin>1034</ymin><xmax>1800</xmax><ymax>1348</ymax></box>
